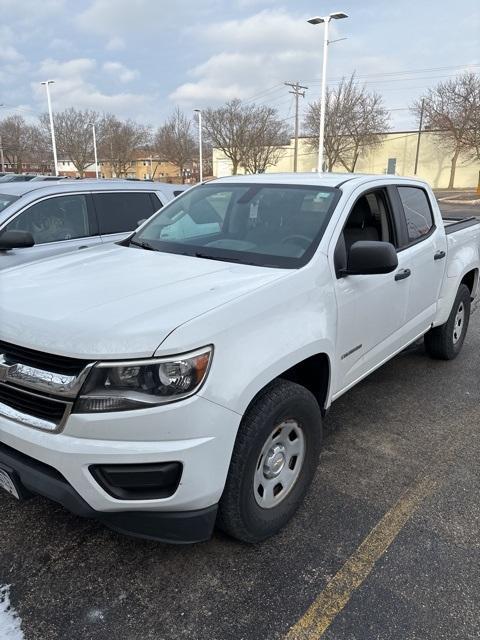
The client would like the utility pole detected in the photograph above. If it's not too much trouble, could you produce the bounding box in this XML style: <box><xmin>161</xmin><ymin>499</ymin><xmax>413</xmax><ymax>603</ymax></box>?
<box><xmin>284</xmin><ymin>81</ymin><xmax>308</xmax><ymax>172</ymax></box>
<box><xmin>414</xmin><ymin>98</ymin><xmax>425</xmax><ymax>175</ymax></box>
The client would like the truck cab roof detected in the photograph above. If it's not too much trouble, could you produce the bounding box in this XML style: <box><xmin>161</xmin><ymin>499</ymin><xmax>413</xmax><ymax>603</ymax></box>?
<box><xmin>213</xmin><ymin>172</ymin><xmax>430</xmax><ymax>190</ymax></box>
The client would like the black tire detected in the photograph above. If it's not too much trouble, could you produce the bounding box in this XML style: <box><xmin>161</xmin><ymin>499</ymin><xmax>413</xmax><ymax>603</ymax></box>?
<box><xmin>217</xmin><ymin>379</ymin><xmax>322</xmax><ymax>543</ymax></box>
<box><xmin>424</xmin><ymin>284</ymin><xmax>471</xmax><ymax>360</ymax></box>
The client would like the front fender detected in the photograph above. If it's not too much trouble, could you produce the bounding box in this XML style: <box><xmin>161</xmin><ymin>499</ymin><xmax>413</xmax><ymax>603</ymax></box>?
<box><xmin>157</xmin><ymin>259</ymin><xmax>337</xmax><ymax>415</ymax></box>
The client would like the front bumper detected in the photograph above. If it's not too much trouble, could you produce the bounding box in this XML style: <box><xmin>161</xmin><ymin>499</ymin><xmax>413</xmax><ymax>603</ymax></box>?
<box><xmin>0</xmin><ymin>395</ymin><xmax>241</xmax><ymax>542</ymax></box>
<box><xmin>0</xmin><ymin>441</ymin><xmax>217</xmax><ymax>543</ymax></box>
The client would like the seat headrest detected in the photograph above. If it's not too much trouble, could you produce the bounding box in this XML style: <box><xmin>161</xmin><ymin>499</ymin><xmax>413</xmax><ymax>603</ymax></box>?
<box><xmin>347</xmin><ymin>198</ymin><xmax>373</xmax><ymax>229</ymax></box>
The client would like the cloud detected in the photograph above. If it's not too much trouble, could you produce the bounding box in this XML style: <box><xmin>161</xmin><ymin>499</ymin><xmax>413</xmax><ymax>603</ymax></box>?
<box><xmin>170</xmin><ymin>10</ymin><xmax>326</xmax><ymax>107</ymax></box>
<box><xmin>3</xmin><ymin>45</ymin><xmax>24</xmax><ymax>63</ymax></box>
<box><xmin>48</xmin><ymin>37</ymin><xmax>73</xmax><ymax>52</ymax></box>
<box><xmin>38</xmin><ymin>57</ymin><xmax>96</xmax><ymax>79</ymax></box>
<box><xmin>169</xmin><ymin>8</ymin><xmax>408</xmax><ymax>112</ymax></box>
<box><xmin>103</xmin><ymin>61</ymin><xmax>138</xmax><ymax>83</ymax></box>
<box><xmin>198</xmin><ymin>10</ymin><xmax>321</xmax><ymax>53</ymax></box>
<box><xmin>75</xmin><ymin>0</ymin><xmax>216</xmax><ymax>35</ymax></box>
<box><xmin>32</xmin><ymin>57</ymin><xmax>149</xmax><ymax>117</ymax></box>
<box><xmin>105</xmin><ymin>36</ymin><xmax>125</xmax><ymax>51</ymax></box>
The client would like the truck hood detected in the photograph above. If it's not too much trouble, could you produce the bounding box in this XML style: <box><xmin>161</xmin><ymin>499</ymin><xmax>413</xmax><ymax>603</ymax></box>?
<box><xmin>0</xmin><ymin>243</ymin><xmax>285</xmax><ymax>359</ymax></box>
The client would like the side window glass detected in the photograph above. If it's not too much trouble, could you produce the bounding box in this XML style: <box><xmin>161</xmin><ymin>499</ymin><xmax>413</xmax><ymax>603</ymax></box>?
<box><xmin>94</xmin><ymin>193</ymin><xmax>155</xmax><ymax>234</ymax></box>
<box><xmin>151</xmin><ymin>193</ymin><xmax>163</xmax><ymax>212</ymax></box>
<box><xmin>398</xmin><ymin>187</ymin><xmax>434</xmax><ymax>243</ymax></box>
<box><xmin>4</xmin><ymin>195</ymin><xmax>90</xmax><ymax>244</ymax></box>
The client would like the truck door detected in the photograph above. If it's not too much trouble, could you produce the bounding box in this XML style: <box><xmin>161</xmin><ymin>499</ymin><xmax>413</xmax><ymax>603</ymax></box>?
<box><xmin>330</xmin><ymin>186</ymin><xmax>411</xmax><ymax>397</ymax></box>
<box><xmin>392</xmin><ymin>185</ymin><xmax>447</xmax><ymax>342</ymax></box>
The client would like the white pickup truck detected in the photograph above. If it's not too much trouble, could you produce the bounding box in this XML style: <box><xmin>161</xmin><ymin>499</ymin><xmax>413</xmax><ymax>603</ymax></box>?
<box><xmin>0</xmin><ymin>173</ymin><xmax>479</xmax><ymax>544</ymax></box>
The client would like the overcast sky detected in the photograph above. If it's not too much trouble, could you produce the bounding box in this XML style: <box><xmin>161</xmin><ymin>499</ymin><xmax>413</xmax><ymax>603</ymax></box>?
<box><xmin>1</xmin><ymin>0</ymin><xmax>479</xmax><ymax>132</ymax></box>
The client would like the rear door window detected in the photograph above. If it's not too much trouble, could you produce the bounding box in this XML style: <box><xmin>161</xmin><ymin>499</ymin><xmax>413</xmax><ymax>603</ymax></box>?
<box><xmin>0</xmin><ymin>194</ymin><xmax>19</xmax><ymax>213</ymax></box>
<box><xmin>397</xmin><ymin>186</ymin><xmax>434</xmax><ymax>243</ymax></box>
<box><xmin>3</xmin><ymin>194</ymin><xmax>92</xmax><ymax>244</ymax></box>
<box><xmin>93</xmin><ymin>192</ymin><xmax>157</xmax><ymax>235</ymax></box>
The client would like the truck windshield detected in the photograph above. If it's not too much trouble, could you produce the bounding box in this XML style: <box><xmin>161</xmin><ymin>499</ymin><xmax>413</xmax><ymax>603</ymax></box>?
<box><xmin>132</xmin><ymin>183</ymin><xmax>340</xmax><ymax>268</ymax></box>
<box><xmin>0</xmin><ymin>194</ymin><xmax>19</xmax><ymax>213</ymax></box>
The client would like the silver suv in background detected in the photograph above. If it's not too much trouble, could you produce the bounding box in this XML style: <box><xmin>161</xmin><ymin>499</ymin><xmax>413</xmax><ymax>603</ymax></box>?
<box><xmin>0</xmin><ymin>180</ymin><xmax>186</xmax><ymax>270</ymax></box>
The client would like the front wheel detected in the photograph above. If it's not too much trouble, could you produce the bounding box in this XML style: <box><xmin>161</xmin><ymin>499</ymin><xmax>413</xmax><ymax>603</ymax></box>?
<box><xmin>424</xmin><ymin>283</ymin><xmax>471</xmax><ymax>360</ymax></box>
<box><xmin>217</xmin><ymin>379</ymin><xmax>322</xmax><ymax>543</ymax></box>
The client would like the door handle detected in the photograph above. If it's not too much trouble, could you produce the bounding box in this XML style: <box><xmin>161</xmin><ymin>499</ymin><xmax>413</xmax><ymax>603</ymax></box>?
<box><xmin>395</xmin><ymin>268</ymin><xmax>411</xmax><ymax>281</ymax></box>
<box><xmin>434</xmin><ymin>250</ymin><xmax>446</xmax><ymax>260</ymax></box>
<box><xmin>78</xmin><ymin>245</ymin><xmax>88</xmax><ymax>250</ymax></box>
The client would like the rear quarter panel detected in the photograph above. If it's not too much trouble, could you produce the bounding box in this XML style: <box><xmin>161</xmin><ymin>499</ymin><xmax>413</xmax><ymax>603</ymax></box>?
<box><xmin>435</xmin><ymin>223</ymin><xmax>480</xmax><ymax>326</ymax></box>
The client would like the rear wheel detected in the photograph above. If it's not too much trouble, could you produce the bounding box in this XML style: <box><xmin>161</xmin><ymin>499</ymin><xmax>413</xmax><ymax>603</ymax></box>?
<box><xmin>424</xmin><ymin>284</ymin><xmax>471</xmax><ymax>360</ymax></box>
<box><xmin>217</xmin><ymin>379</ymin><xmax>322</xmax><ymax>543</ymax></box>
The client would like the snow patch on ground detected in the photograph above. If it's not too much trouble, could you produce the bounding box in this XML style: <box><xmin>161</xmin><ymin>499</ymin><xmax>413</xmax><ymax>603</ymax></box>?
<box><xmin>0</xmin><ymin>585</ymin><xmax>24</xmax><ymax>639</ymax></box>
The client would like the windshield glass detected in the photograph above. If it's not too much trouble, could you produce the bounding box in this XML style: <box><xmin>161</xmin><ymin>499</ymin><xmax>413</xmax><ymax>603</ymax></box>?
<box><xmin>133</xmin><ymin>183</ymin><xmax>339</xmax><ymax>268</ymax></box>
<box><xmin>0</xmin><ymin>193</ymin><xmax>19</xmax><ymax>213</ymax></box>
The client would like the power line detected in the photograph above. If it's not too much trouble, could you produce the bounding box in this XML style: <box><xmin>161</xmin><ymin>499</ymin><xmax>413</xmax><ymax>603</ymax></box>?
<box><xmin>303</xmin><ymin>63</ymin><xmax>480</xmax><ymax>83</ymax></box>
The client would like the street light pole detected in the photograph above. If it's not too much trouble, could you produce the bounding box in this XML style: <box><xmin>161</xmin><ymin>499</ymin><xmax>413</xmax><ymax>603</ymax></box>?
<box><xmin>413</xmin><ymin>98</ymin><xmax>425</xmax><ymax>175</ymax></box>
<box><xmin>194</xmin><ymin>109</ymin><xmax>203</xmax><ymax>182</ymax></box>
<box><xmin>91</xmin><ymin>123</ymin><xmax>99</xmax><ymax>179</ymax></box>
<box><xmin>41</xmin><ymin>80</ymin><xmax>59</xmax><ymax>176</ymax></box>
<box><xmin>308</xmin><ymin>12</ymin><xmax>348</xmax><ymax>172</ymax></box>
<box><xmin>0</xmin><ymin>136</ymin><xmax>4</xmax><ymax>173</ymax></box>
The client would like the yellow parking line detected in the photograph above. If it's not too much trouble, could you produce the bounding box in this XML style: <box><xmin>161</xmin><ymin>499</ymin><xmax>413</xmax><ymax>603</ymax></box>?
<box><xmin>284</xmin><ymin>473</ymin><xmax>439</xmax><ymax>639</ymax></box>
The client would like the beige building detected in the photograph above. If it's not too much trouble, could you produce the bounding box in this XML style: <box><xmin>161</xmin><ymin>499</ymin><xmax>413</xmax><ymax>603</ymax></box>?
<box><xmin>99</xmin><ymin>156</ymin><xmax>182</xmax><ymax>182</ymax></box>
<box><xmin>213</xmin><ymin>131</ymin><xmax>480</xmax><ymax>189</ymax></box>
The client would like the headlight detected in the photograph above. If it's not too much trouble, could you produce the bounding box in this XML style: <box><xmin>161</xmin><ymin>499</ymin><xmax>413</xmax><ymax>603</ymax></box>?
<box><xmin>74</xmin><ymin>346</ymin><xmax>213</xmax><ymax>413</ymax></box>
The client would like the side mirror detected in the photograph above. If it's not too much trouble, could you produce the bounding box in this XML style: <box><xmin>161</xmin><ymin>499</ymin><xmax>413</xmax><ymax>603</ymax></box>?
<box><xmin>343</xmin><ymin>240</ymin><xmax>398</xmax><ymax>276</ymax></box>
<box><xmin>0</xmin><ymin>230</ymin><xmax>35</xmax><ymax>251</ymax></box>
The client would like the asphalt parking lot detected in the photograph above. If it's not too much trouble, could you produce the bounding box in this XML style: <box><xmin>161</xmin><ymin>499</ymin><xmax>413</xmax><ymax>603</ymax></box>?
<box><xmin>1</xmin><ymin>312</ymin><xmax>479</xmax><ymax>639</ymax></box>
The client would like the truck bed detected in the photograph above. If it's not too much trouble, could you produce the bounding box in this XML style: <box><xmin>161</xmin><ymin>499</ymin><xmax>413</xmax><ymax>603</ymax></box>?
<box><xmin>443</xmin><ymin>216</ymin><xmax>480</xmax><ymax>235</ymax></box>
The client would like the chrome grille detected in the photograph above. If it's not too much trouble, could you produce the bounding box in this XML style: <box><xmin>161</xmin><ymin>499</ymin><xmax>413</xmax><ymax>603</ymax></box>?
<box><xmin>0</xmin><ymin>384</ymin><xmax>72</xmax><ymax>432</ymax></box>
<box><xmin>0</xmin><ymin>342</ymin><xmax>92</xmax><ymax>432</ymax></box>
<box><xmin>0</xmin><ymin>340</ymin><xmax>89</xmax><ymax>375</ymax></box>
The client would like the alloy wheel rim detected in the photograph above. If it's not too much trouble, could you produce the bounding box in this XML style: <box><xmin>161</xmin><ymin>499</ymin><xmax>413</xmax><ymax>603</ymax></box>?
<box><xmin>253</xmin><ymin>419</ymin><xmax>305</xmax><ymax>509</ymax></box>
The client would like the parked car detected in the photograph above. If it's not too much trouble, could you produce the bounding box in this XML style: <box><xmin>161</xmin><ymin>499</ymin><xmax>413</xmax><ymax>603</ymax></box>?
<box><xmin>29</xmin><ymin>175</ymin><xmax>70</xmax><ymax>181</ymax></box>
<box><xmin>0</xmin><ymin>174</ymin><xmax>37</xmax><ymax>182</ymax></box>
<box><xmin>0</xmin><ymin>179</ymin><xmax>186</xmax><ymax>269</ymax></box>
<box><xmin>0</xmin><ymin>173</ymin><xmax>478</xmax><ymax>544</ymax></box>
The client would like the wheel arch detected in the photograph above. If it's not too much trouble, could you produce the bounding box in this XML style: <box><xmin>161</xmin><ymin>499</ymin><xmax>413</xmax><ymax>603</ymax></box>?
<box><xmin>460</xmin><ymin>268</ymin><xmax>479</xmax><ymax>299</ymax></box>
<box><xmin>241</xmin><ymin>352</ymin><xmax>332</xmax><ymax>419</ymax></box>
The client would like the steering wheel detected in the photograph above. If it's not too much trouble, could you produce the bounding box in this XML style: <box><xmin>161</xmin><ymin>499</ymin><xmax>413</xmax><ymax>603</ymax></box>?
<box><xmin>281</xmin><ymin>234</ymin><xmax>311</xmax><ymax>249</ymax></box>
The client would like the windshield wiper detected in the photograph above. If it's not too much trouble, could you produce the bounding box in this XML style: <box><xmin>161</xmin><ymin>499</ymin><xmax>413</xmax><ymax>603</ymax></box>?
<box><xmin>129</xmin><ymin>238</ymin><xmax>159</xmax><ymax>251</ymax></box>
<box><xmin>194</xmin><ymin>252</ymin><xmax>242</xmax><ymax>263</ymax></box>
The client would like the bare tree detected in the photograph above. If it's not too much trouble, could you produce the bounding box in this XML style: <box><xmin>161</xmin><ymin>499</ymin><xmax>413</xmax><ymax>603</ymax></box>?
<box><xmin>203</xmin><ymin>99</ymin><xmax>288</xmax><ymax>175</ymax></box>
<box><xmin>0</xmin><ymin>115</ymin><xmax>37</xmax><ymax>171</ymax></box>
<box><xmin>203</xmin><ymin>99</ymin><xmax>248</xmax><ymax>175</ymax></box>
<box><xmin>304</xmin><ymin>74</ymin><xmax>390</xmax><ymax>171</ymax></box>
<box><xmin>241</xmin><ymin>105</ymin><xmax>289</xmax><ymax>174</ymax></box>
<box><xmin>413</xmin><ymin>72</ymin><xmax>480</xmax><ymax>188</ymax></box>
<box><xmin>99</xmin><ymin>115</ymin><xmax>151</xmax><ymax>177</ymax></box>
<box><xmin>154</xmin><ymin>108</ymin><xmax>197</xmax><ymax>182</ymax></box>
<box><xmin>39</xmin><ymin>107</ymin><xmax>102</xmax><ymax>177</ymax></box>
